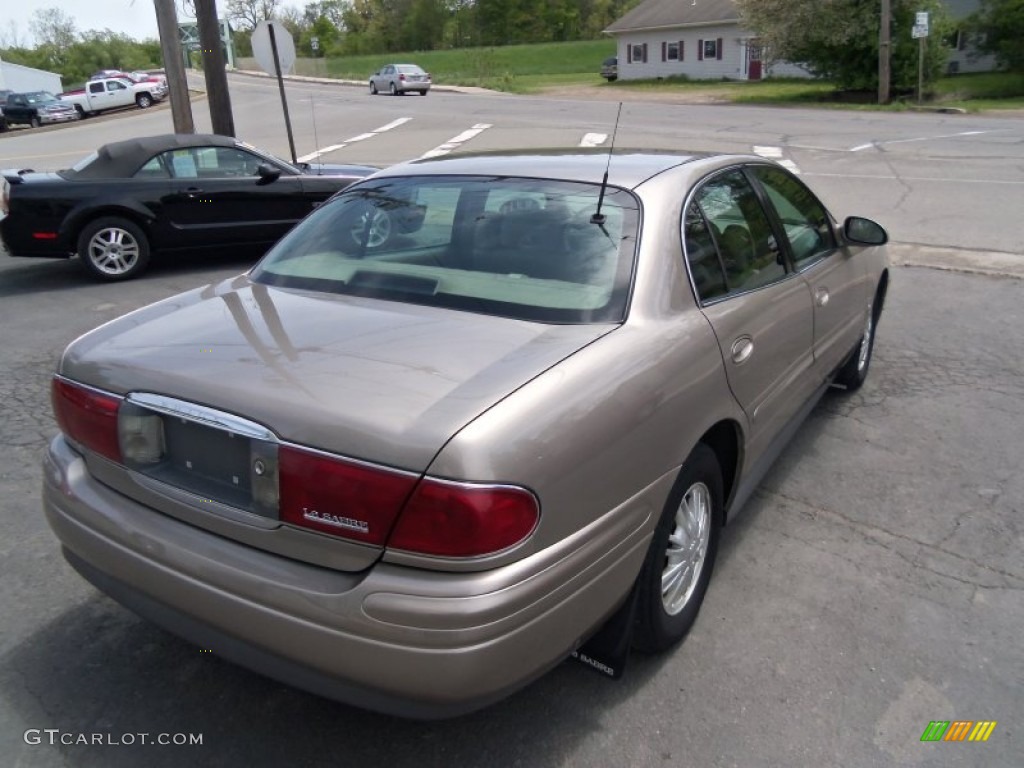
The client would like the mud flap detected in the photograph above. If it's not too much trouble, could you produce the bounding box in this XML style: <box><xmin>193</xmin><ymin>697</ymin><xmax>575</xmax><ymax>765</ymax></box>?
<box><xmin>569</xmin><ymin>583</ymin><xmax>639</xmax><ymax>679</ymax></box>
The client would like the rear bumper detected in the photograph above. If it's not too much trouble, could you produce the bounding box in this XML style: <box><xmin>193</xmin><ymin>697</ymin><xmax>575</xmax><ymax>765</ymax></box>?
<box><xmin>43</xmin><ymin>435</ymin><xmax>653</xmax><ymax>718</ymax></box>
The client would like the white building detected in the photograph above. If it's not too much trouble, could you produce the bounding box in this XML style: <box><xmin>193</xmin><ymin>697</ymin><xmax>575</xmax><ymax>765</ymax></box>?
<box><xmin>0</xmin><ymin>56</ymin><xmax>63</xmax><ymax>94</ymax></box>
<box><xmin>604</xmin><ymin>0</ymin><xmax>997</xmax><ymax>82</ymax></box>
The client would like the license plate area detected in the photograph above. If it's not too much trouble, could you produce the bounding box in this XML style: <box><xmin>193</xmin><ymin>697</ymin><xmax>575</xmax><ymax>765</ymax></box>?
<box><xmin>119</xmin><ymin>394</ymin><xmax>279</xmax><ymax>519</ymax></box>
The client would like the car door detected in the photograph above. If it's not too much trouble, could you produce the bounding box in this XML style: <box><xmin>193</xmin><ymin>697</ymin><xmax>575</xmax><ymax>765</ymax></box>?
<box><xmin>158</xmin><ymin>146</ymin><xmax>309</xmax><ymax>250</ymax></box>
<box><xmin>748</xmin><ymin>165</ymin><xmax>871</xmax><ymax>381</ymax></box>
<box><xmin>104</xmin><ymin>79</ymin><xmax>135</xmax><ymax>108</ymax></box>
<box><xmin>683</xmin><ymin>168</ymin><xmax>817</xmax><ymax>462</ymax></box>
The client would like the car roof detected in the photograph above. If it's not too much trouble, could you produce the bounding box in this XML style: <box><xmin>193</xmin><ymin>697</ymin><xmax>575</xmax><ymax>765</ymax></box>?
<box><xmin>64</xmin><ymin>133</ymin><xmax>239</xmax><ymax>179</ymax></box>
<box><xmin>371</xmin><ymin>148</ymin><xmax>710</xmax><ymax>189</ymax></box>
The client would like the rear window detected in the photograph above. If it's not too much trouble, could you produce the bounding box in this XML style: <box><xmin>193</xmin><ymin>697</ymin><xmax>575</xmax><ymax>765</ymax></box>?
<box><xmin>251</xmin><ymin>175</ymin><xmax>639</xmax><ymax>323</ymax></box>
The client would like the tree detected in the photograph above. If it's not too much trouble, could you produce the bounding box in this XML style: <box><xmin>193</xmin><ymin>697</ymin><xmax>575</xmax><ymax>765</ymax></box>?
<box><xmin>970</xmin><ymin>0</ymin><xmax>1024</xmax><ymax>72</ymax></box>
<box><xmin>226</xmin><ymin>0</ymin><xmax>281</xmax><ymax>31</ymax></box>
<box><xmin>28</xmin><ymin>8</ymin><xmax>79</xmax><ymax>70</ymax></box>
<box><xmin>735</xmin><ymin>0</ymin><xmax>952</xmax><ymax>92</ymax></box>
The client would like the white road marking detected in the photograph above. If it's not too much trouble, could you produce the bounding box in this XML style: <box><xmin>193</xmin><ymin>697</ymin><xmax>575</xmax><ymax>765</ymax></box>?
<box><xmin>297</xmin><ymin>117</ymin><xmax>414</xmax><ymax>162</ymax></box>
<box><xmin>753</xmin><ymin>145</ymin><xmax>801</xmax><ymax>174</ymax></box>
<box><xmin>421</xmin><ymin>123</ymin><xmax>493</xmax><ymax>158</ymax></box>
<box><xmin>580</xmin><ymin>133</ymin><xmax>608</xmax><ymax>147</ymax></box>
<box><xmin>850</xmin><ymin>130</ymin><xmax>996</xmax><ymax>152</ymax></box>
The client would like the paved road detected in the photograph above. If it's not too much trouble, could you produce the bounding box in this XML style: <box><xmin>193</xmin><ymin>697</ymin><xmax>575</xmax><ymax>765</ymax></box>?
<box><xmin>0</xmin><ymin>83</ymin><xmax>1021</xmax><ymax>767</ymax></box>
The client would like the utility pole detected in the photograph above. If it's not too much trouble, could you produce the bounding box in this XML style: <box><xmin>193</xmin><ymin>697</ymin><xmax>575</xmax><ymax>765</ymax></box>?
<box><xmin>194</xmin><ymin>0</ymin><xmax>235</xmax><ymax>137</ymax></box>
<box><xmin>879</xmin><ymin>0</ymin><xmax>891</xmax><ymax>104</ymax></box>
<box><xmin>153</xmin><ymin>0</ymin><xmax>194</xmax><ymax>133</ymax></box>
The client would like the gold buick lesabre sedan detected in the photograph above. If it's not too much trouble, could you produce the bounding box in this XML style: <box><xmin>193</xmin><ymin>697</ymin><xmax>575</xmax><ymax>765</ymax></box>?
<box><xmin>43</xmin><ymin>149</ymin><xmax>889</xmax><ymax>717</ymax></box>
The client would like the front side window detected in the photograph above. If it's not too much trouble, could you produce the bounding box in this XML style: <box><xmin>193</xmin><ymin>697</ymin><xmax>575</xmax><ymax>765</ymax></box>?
<box><xmin>252</xmin><ymin>176</ymin><xmax>640</xmax><ymax>324</ymax></box>
<box><xmin>685</xmin><ymin>169</ymin><xmax>786</xmax><ymax>300</ymax></box>
<box><xmin>159</xmin><ymin>147</ymin><xmax>263</xmax><ymax>178</ymax></box>
<box><xmin>750</xmin><ymin>165</ymin><xmax>836</xmax><ymax>270</ymax></box>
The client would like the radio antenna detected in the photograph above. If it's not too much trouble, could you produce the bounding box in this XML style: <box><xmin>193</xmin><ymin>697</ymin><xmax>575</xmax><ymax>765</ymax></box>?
<box><xmin>309</xmin><ymin>94</ymin><xmax>321</xmax><ymax>173</ymax></box>
<box><xmin>591</xmin><ymin>102</ymin><xmax>622</xmax><ymax>226</ymax></box>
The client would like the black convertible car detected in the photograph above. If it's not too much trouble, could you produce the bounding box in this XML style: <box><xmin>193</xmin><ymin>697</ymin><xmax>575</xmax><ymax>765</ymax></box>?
<box><xmin>0</xmin><ymin>134</ymin><xmax>376</xmax><ymax>280</ymax></box>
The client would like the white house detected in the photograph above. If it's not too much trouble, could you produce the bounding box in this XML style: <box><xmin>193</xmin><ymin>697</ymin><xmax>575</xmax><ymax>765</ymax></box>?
<box><xmin>605</xmin><ymin>0</ymin><xmax>997</xmax><ymax>82</ymax></box>
<box><xmin>603</xmin><ymin>0</ymin><xmax>809</xmax><ymax>82</ymax></box>
<box><xmin>0</xmin><ymin>56</ymin><xmax>63</xmax><ymax>93</ymax></box>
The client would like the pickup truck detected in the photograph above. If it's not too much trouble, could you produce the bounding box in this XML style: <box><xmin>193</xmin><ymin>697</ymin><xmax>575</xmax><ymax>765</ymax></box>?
<box><xmin>3</xmin><ymin>91</ymin><xmax>80</xmax><ymax>128</ymax></box>
<box><xmin>59</xmin><ymin>77</ymin><xmax>166</xmax><ymax>117</ymax></box>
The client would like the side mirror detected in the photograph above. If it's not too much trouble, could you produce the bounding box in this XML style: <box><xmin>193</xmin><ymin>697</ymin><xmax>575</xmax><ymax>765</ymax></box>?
<box><xmin>256</xmin><ymin>163</ymin><xmax>282</xmax><ymax>185</ymax></box>
<box><xmin>844</xmin><ymin>216</ymin><xmax>888</xmax><ymax>246</ymax></box>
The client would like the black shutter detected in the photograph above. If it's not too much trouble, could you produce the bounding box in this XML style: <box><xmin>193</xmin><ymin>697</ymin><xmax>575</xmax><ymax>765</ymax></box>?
<box><xmin>717</xmin><ymin>37</ymin><xmax>723</xmax><ymax>60</ymax></box>
<box><xmin>698</xmin><ymin>39</ymin><xmax>704</xmax><ymax>61</ymax></box>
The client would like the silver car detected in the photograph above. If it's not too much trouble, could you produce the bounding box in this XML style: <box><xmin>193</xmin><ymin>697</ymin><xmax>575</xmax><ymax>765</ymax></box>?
<box><xmin>43</xmin><ymin>150</ymin><xmax>889</xmax><ymax>718</ymax></box>
<box><xmin>369</xmin><ymin>63</ymin><xmax>431</xmax><ymax>96</ymax></box>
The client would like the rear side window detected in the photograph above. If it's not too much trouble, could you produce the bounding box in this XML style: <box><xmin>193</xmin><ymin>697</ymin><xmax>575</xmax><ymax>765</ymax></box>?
<box><xmin>252</xmin><ymin>176</ymin><xmax>640</xmax><ymax>324</ymax></box>
<box><xmin>685</xmin><ymin>169</ymin><xmax>785</xmax><ymax>300</ymax></box>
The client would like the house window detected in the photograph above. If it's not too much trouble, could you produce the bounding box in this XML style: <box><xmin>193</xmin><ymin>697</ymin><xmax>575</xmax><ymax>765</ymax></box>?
<box><xmin>629</xmin><ymin>43</ymin><xmax>647</xmax><ymax>64</ymax></box>
<box><xmin>703</xmin><ymin>39</ymin><xmax>718</xmax><ymax>59</ymax></box>
<box><xmin>666</xmin><ymin>42</ymin><xmax>680</xmax><ymax>61</ymax></box>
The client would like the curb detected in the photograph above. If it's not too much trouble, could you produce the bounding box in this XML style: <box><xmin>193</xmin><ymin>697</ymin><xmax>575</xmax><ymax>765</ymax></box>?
<box><xmin>889</xmin><ymin>243</ymin><xmax>1024</xmax><ymax>279</ymax></box>
<box><xmin>224</xmin><ymin>68</ymin><xmax>500</xmax><ymax>95</ymax></box>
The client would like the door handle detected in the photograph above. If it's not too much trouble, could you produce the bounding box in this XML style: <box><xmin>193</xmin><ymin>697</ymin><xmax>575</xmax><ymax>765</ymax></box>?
<box><xmin>731</xmin><ymin>336</ymin><xmax>754</xmax><ymax>364</ymax></box>
<box><xmin>184</xmin><ymin>187</ymin><xmax>203</xmax><ymax>198</ymax></box>
<box><xmin>815</xmin><ymin>287</ymin><xmax>830</xmax><ymax>307</ymax></box>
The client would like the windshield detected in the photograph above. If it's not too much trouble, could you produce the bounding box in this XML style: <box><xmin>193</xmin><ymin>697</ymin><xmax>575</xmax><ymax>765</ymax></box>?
<box><xmin>24</xmin><ymin>92</ymin><xmax>59</xmax><ymax>104</ymax></box>
<box><xmin>251</xmin><ymin>175</ymin><xmax>639</xmax><ymax>323</ymax></box>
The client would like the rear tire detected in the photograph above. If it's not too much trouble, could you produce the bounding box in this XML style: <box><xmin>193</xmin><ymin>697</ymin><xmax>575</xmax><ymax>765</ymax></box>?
<box><xmin>390</xmin><ymin>82</ymin><xmax>399</xmax><ymax>96</ymax></box>
<box><xmin>419</xmin><ymin>90</ymin><xmax>427</xmax><ymax>96</ymax></box>
<box><xmin>77</xmin><ymin>216</ymin><xmax>151</xmax><ymax>281</ymax></box>
<box><xmin>633</xmin><ymin>444</ymin><xmax>723</xmax><ymax>653</ymax></box>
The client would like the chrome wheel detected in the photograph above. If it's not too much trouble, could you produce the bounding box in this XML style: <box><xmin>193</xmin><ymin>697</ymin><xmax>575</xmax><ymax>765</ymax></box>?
<box><xmin>662</xmin><ymin>481</ymin><xmax>712</xmax><ymax>616</ymax></box>
<box><xmin>857</xmin><ymin>308</ymin><xmax>874</xmax><ymax>373</ymax></box>
<box><xmin>350</xmin><ymin>209</ymin><xmax>392</xmax><ymax>248</ymax></box>
<box><xmin>86</xmin><ymin>226</ymin><xmax>142</xmax><ymax>276</ymax></box>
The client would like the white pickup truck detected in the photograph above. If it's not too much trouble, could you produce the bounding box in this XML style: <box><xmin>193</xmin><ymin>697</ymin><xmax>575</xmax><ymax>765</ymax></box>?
<box><xmin>60</xmin><ymin>77</ymin><xmax>167</xmax><ymax>117</ymax></box>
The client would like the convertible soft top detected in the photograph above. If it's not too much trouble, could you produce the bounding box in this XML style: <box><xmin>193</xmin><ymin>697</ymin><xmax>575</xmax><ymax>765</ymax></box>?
<box><xmin>63</xmin><ymin>134</ymin><xmax>239</xmax><ymax>179</ymax></box>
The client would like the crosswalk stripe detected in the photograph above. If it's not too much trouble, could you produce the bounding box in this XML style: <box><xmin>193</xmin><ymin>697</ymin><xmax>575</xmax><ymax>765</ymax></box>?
<box><xmin>297</xmin><ymin>118</ymin><xmax>415</xmax><ymax>162</ymax></box>
<box><xmin>421</xmin><ymin>123</ymin><xmax>493</xmax><ymax>159</ymax></box>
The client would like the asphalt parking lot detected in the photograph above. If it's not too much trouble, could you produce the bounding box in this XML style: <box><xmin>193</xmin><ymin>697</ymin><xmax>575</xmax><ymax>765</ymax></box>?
<box><xmin>0</xmin><ymin>241</ymin><xmax>1020</xmax><ymax>767</ymax></box>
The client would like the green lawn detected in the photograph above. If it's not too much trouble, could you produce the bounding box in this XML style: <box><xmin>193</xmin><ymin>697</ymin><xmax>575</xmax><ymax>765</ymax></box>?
<box><xmin>262</xmin><ymin>39</ymin><xmax>1023</xmax><ymax>110</ymax></box>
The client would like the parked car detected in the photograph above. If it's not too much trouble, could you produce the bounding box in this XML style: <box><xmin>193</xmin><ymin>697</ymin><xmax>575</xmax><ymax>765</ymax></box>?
<box><xmin>42</xmin><ymin>149</ymin><xmax>889</xmax><ymax>718</ymax></box>
<box><xmin>91</xmin><ymin>69</ymin><xmax>166</xmax><ymax>86</ymax></box>
<box><xmin>0</xmin><ymin>89</ymin><xmax>11</xmax><ymax>131</ymax></box>
<box><xmin>60</xmin><ymin>76</ymin><xmax>166</xmax><ymax>116</ymax></box>
<box><xmin>369</xmin><ymin>63</ymin><xmax>431</xmax><ymax>95</ymax></box>
<box><xmin>2</xmin><ymin>91</ymin><xmax>80</xmax><ymax>129</ymax></box>
<box><xmin>601</xmin><ymin>56</ymin><xmax>618</xmax><ymax>81</ymax></box>
<box><xmin>1</xmin><ymin>133</ymin><xmax>376</xmax><ymax>280</ymax></box>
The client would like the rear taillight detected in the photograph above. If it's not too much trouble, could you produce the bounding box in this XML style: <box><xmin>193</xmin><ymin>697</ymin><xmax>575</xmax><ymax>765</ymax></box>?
<box><xmin>51</xmin><ymin>377</ymin><xmax>122</xmax><ymax>462</ymax></box>
<box><xmin>279</xmin><ymin>445</ymin><xmax>539</xmax><ymax>557</ymax></box>
<box><xmin>388</xmin><ymin>479</ymin><xmax>539</xmax><ymax>558</ymax></box>
<box><xmin>279</xmin><ymin>445</ymin><xmax>417</xmax><ymax>546</ymax></box>
<box><xmin>399</xmin><ymin>73</ymin><xmax>406</xmax><ymax>80</ymax></box>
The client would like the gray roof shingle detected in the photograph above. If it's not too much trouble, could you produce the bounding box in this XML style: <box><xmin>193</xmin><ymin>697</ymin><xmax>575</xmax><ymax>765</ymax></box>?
<box><xmin>605</xmin><ymin>0</ymin><xmax>741</xmax><ymax>34</ymax></box>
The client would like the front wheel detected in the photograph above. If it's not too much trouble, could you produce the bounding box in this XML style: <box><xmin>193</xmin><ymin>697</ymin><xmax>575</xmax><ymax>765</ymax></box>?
<box><xmin>833</xmin><ymin>303</ymin><xmax>877</xmax><ymax>391</ymax></box>
<box><xmin>370</xmin><ymin>81</ymin><xmax>378</xmax><ymax>94</ymax></box>
<box><xmin>136</xmin><ymin>93</ymin><xmax>153</xmax><ymax>109</ymax></box>
<box><xmin>633</xmin><ymin>443</ymin><xmax>723</xmax><ymax>653</ymax></box>
<box><xmin>30</xmin><ymin>116</ymin><xmax>41</xmax><ymax>129</ymax></box>
<box><xmin>77</xmin><ymin>217</ymin><xmax>151</xmax><ymax>281</ymax></box>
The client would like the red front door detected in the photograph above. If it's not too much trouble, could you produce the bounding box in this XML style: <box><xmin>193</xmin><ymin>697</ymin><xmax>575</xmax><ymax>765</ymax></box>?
<box><xmin>748</xmin><ymin>41</ymin><xmax>763</xmax><ymax>80</ymax></box>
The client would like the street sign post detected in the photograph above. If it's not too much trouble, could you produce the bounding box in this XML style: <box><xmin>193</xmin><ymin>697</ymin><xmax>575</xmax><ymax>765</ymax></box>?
<box><xmin>251</xmin><ymin>20</ymin><xmax>298</xmax><ymax>164</ymax></box>
<box><xmin>913</xmin><ymin>11</ymin><xmax>930</xmax><ymax>104</ymax></box>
